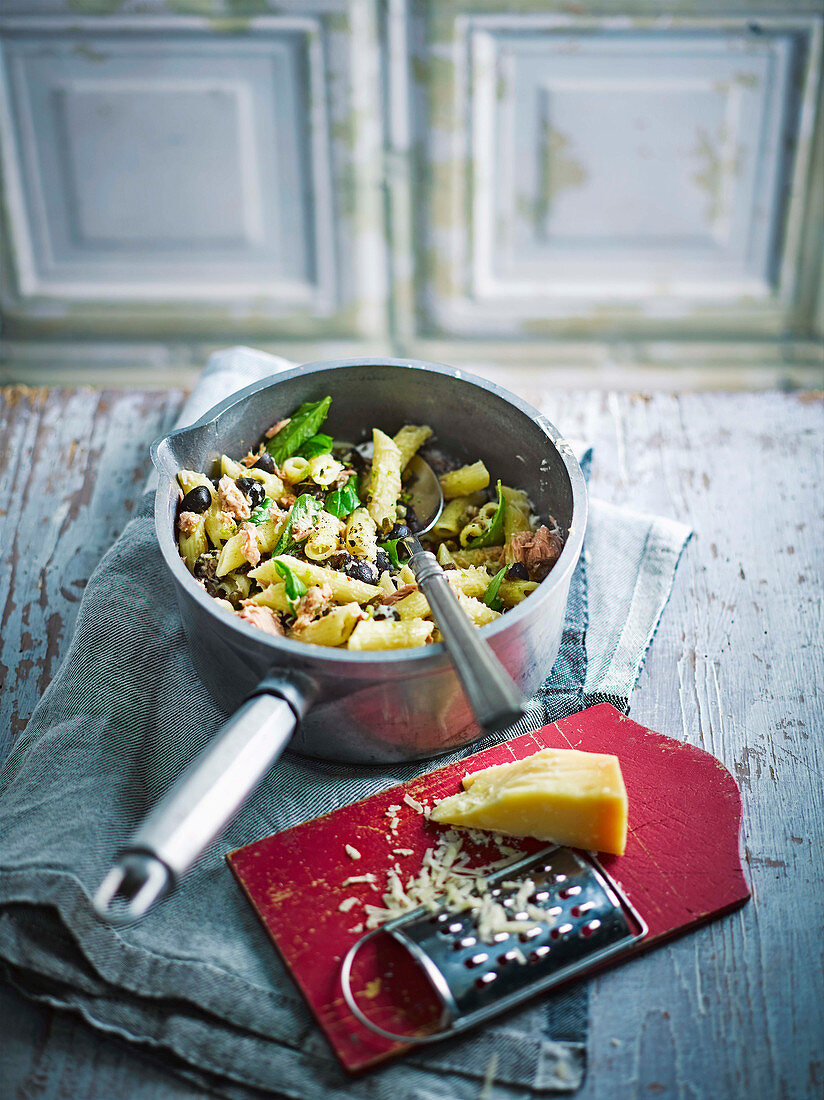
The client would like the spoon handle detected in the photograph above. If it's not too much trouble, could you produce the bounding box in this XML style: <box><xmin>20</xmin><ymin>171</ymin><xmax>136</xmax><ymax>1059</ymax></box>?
<box><xmin>403</xmin><ymin>537</ymin><xmax>526</xmax><ymax>733</ymax></box>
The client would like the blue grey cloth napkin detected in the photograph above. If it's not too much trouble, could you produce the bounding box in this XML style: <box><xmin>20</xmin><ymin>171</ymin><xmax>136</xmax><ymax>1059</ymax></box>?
<box><xmin>0</xmin><ymin>348</ymin><xmax>691</xmax><ymax>1099</ymax></box>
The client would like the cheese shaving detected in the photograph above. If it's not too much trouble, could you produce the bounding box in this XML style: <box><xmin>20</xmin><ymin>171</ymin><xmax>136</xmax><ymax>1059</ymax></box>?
<box><xmin>345</xmin><ymin>844</ymin><xmax>361</xmax><ymax>860</ymax></box>
<box><xmin>342</xmin><ymin>873</ymin><xmax>377</xmax><ymax>886</ymax></box>
<box><xmin>403</xmin><ymin>793</ymin><xmax>426</xmax><ymax>814</ymax></box>
<box><xmin>338</xmin><ymin>896</ymin><xmax>359</xmax><ymax>912</ymax></box>
<box><xmin>362</xmin><ymin>830</ymin><xmax>530</xmax><ymax>942</ymax></box>
<box><xmin>392</xmin><ymin>848</ymin><xmax>414</xmax><ymax>856</ymax></box>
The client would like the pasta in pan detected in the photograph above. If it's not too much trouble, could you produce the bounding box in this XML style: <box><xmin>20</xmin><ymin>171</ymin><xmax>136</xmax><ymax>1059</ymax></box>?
<box><xmin>174</xmin><ymin>396</ymin><xmax>565</xmax><ymax>649</ymax></box>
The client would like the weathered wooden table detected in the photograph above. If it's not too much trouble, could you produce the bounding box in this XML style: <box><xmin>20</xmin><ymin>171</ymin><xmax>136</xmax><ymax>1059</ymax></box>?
<box><xmin>1</xmin><ymin>385</ymin><xmax>822</xmax><ymax>1099</ymax></box>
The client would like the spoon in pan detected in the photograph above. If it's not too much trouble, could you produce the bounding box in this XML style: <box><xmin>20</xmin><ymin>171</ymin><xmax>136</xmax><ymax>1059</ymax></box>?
<box><xmin>359</xmin><ymin>446</ymin><xmax>526</xmax><ymax>733</ymax></box>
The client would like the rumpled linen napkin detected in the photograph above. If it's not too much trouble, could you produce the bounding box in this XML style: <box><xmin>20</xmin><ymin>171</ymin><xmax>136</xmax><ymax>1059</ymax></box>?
<box><xmin>0</xmin><ymin>348</ymin><xmax>691</xmax><ymax>1099</ymax></box>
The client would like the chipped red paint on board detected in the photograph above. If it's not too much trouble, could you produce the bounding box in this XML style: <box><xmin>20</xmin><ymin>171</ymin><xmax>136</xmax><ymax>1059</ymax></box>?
<box><xmin>227</xmin><ymin>704</ymin><xmax>750</xmax><ymax>1074</ymax></box>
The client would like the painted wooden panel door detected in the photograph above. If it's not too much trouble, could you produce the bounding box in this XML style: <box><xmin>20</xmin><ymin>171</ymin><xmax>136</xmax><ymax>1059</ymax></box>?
<box><xmin>405</xmin><ymin>6</ymin><xmax>822</xmax><ymax>339</ymax></box>
<box><xmin>0</xmin><ymin>6</ymin><xmax>386</xmax><ymax>339</ymax></box>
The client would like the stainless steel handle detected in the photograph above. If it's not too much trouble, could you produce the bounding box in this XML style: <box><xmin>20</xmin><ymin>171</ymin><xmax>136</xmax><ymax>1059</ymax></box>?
<box><xmin>93</xmin><ymin>682</ymin><xmax>310</xmax><ymax>925</ymax></box>
<box><xmin>403</xmin><ymin>538</ymin><xmax>526</xmax><ymax>733</ymax></box>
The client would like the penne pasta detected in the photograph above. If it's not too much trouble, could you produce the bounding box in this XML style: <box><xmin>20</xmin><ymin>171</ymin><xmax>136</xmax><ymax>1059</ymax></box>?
<box><xmin>394</xmin><ymin>590</ymin><xmax>431</xmax><ymax>620</ymax></box>
<box><xmin>393</xmin><ymin>424</ymin><xmax>432</xmax><ymax>470</ymax></box>
<box><xmin>446</xmin><ymin>566</ymin><xmax>495</xmax><ymax>600</ymax></box>
<box><xmin>305</xmin><ymin>511</ymin><xmax>344</xmax><ymax>561</ymax></box>
<box><xmin>347</xmin><ymin>619</ymin><xmax>435</xmax><ymax>651</ymax></box>
<box><xmin>281</xmin><ymin>455</ymin><xmax>311</xmax><ymax>484</ymax></box>
<box><xmin>178</xmin><ymin>515</ymin><xmax>208</xmax><ymax>571</ymax></box>
<box><xmin>367</xmin><ymin>428</ymin><xmax>402</xmax><ymax>534</ymax></box>
<box><xmin>456</xmin><ymin>593</ymin><xmax>501</xmax><ymax>626</ymax></box>
<box><xmin>249</xmin><ymin>583</ymin><xmax>294</xmax><ymax>614</ymax></box>
<box><xmin>178</xmin><ymin>469</ymin><xmax>215</xmax><ymax>497</ymax></box>
<box><xmin>292</xmin><ymin>603</ymin><xmax>365</xmax><ymax>646</ymax></box>
<box><xmin>308</xmin><ymin>453</ymin><xmax>344</xmax><ymax>487</ymax></box>
<box><xmin>459</xmin><ymin>499</ymin><xmax>502</xmax><ymax>547</ymax></box>
<box><xmin>204</xmin><ymin>504</ymin><xmax>237</xmax><ymax>547</ymax></box>
<box><xmin>439</xmin><ymin>460</ymin><xmax>489</xmax><ymax>500</ymax></box>
<box><xmin>430</xmin><ymin>495</ymin><xmax>482</xmax><ymax>541</ymax></box>
<box><xmin>345</xmin><ymin>508</ymin><xmax>378</xmax><ymax>562</ymax></box>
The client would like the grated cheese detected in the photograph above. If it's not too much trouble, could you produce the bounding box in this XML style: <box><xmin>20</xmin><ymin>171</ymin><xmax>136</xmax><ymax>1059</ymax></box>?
<box><xmin>338</xmin><ymin>896</ymin><xmax>359</xmax><ymax>913</ymax></box>
<box><xmin>362</xmin><ymin>829</ymin><xmax>529</xmax><ymax>942</ymax></box>
<box><xmin>342</xmin><ymin>873</ymin><xmax>377</xmax><ymax>886</ymax></box>
<box><xmin>345</xmin><ymin>844</ymin><xmax>362</xmax><ymax>860</ymax></box>
<box><xmin>392</xmin><ymin>848</ymin><xmax>414</xmax><ymax>856</ymax></box>
<box><xmin>403</xmin><ymin>793</ymin><xmax>426</xmax><ymax>814</ymax></box>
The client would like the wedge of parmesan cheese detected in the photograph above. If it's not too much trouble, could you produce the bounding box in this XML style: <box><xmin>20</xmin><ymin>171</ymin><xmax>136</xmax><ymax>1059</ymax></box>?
<box><xmin>429</xmin><ymin>748</ymin><xmax>628</xmax><ymax>856</ymax></box>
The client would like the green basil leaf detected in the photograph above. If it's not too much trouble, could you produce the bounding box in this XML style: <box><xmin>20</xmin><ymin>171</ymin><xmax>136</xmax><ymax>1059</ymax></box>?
<box><xmin>482</xmin><ymin>564</ymin><xmax>508</xmax><ymax>612</ymax></box>
<box><xmin>377</xmin><ymin>538</ymin><xmax>401</xmax><ymax>569</ymax></box>
<box><xmin>465</xmin><ymin>479</ymin><xmax>505</xmax><ymax>548</ymax></box>
<box><xmin>249</xmin><ymin>497</ymin><xmax>272</xmax><ymax>525</ymax></box>
<box><xmin>299</xmin><ymin>433</ymin><xmax>334</xmax><ymax>459</ymax></box>
<box><xmin>272</xmin><ymin>558</ymin><xmax>307</xmax><ymax>604</ymax></box>
<box><xmin>325</xmin><ymin>476</ymin><xmax>361</xmax><ymax>519</ymax></box>
<box><xmin>273</xmin><ymin>494</ymin><xmax>322</xmax><ymax>555</ymax></box>
<box><xmin>266</xmin><ymin>397</ymin><xmax>332</xmax><ymax>466</ymax></box>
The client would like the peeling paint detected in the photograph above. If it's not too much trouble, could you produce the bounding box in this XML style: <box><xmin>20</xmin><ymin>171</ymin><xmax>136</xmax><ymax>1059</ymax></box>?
<box><xmin>541</xmin><ymin>124</ymin><xmax>587</xmax><ymax>211</ymax></box>
<box><xmin>206</xmin><ymin>18</ymin><xmax>253</xmax><ymax>35</ymax></box>
<box><xmin>66</xmin><ymin>0</ymin><xmax>124</xmax><ymax>12</ymax></box>
<box><xmin>164</xmin><ymin>0</ymin><xmax>217</xmax><ymax>15</ymax></box>
<box><xmin>72</xmin><ymin>43</ymin><xmax>109</xmax><ymax>63</ymax></box>
<box><xmin>692</xmin><ymin>125</ymin><xmax>741</xmax><ymax>224</ymax></box>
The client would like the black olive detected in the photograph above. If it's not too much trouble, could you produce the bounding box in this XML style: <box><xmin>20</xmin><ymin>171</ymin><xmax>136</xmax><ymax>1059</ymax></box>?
<box><xmin>193</xmin><ymin>549</ymin><xmax>219</xmax><ymax>579</ymax></box>
<box><xmin>507</xmin><ymin>562</ymin><xmax>529</xmax><ymax>581</ymax></box>
<box><xmin>349</xmin><ymin>448</ymin><xmax>368</xmax><ymax>474</ymax></box>
<box><xmin>236</xmin><ymin>478</ymin><xmax>265</xmax><ymax>508</ymax></box>
<box><xmin>404</xmin><ymin>506</ymin><xmax>420</xmax><ymax>532</ymax></box>
<box><xmin>293</xmin><ymin>480</ymin><xmax>326</xmax><ymax>501</ymax></box>
<box><xmin>327</xmin><ymin>550</ymin><xmax>354</xmax><ymax>571</ymax></box>
<box><xmin>375</xmin><ymin>549</ymin><xmax>390</xmax><ymax>574</ymax></box>
<box><xmin>388</xmin><ymin>522</ymin><xmax>410</xmax><ymax>541</ymax></box>
<box><xmin>373</xmin><ymin>604</ymin><xmax>399</xmax><ymax>621</ymax></box>
<box><xmin>344</xmin><ymin>559</ymin><xmax>379</xmax><ymax>584</ymax></box>
<box><xmin>253</xmin><ymin>452</ymin><xmax>276</xmax><ymax>474</ymax></box>
<box><xmin>181</xmin><ymin>485</ymin><xmax>212</xmax><ymax>514</ymax></box>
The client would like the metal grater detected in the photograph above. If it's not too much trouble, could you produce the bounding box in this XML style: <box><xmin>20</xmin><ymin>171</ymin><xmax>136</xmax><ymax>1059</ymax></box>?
<box><xmin>341</xmin><ymin>845</ymin><xmax>647</xmax><ymax>1044</ymax></box>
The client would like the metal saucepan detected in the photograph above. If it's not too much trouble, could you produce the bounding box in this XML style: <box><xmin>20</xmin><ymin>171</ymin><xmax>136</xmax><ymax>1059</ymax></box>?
<box><xmin>94</xmin><ymin>358</ymin><xmax>587</xmax><ymax>923</ymax></box>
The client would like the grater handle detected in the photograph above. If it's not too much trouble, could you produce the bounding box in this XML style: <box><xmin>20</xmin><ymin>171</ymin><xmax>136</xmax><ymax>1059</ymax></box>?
<box><xmin>341</xmin><ymin>928</ymin><xmax>452</xmax><ymax>1045</ymax></box>
<box><xmin>402</xmin><ymin>537</ymin><xmax>526</xmax><ymax>733</ymax></box>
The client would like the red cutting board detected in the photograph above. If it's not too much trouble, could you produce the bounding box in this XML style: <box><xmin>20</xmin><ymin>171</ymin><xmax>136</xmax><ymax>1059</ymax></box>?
<box><xmin>227</xmin><ymin>703</ymin><xmax>749</xmax><ymax>1074</ymax></box>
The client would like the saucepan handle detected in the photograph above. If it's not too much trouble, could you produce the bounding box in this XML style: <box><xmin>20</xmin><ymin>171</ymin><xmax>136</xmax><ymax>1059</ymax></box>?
<box><xmin>93</xmin><ymin>675</ymin><xmax>313</xmax><ymax>925</ymax></box>
<box><xmin>403</xmin><ymin>538</ymin><xmax>526</xmax><ymax>734</ymax></box>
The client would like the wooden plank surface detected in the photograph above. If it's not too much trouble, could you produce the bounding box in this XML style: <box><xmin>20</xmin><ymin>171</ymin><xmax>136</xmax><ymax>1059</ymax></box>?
<box><xmin>0</xmin><ymin>385</ymin><xmax>822</xmax><ymax>1100</ymax></box>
